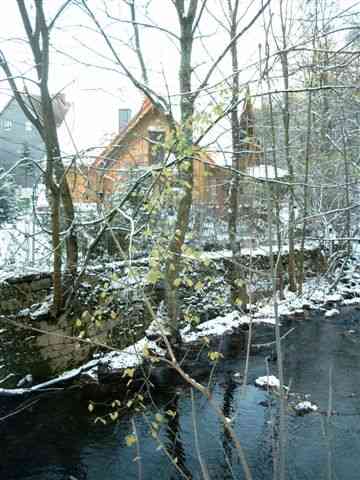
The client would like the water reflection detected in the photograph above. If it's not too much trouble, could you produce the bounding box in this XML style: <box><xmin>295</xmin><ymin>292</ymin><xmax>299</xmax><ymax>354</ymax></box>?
<box><xmin>164</xmin><ymin>394</ymin><xmax>192</xmax><ymax>480</ymax></box>
<box><xmin>4</xmin><ymin>309</ymin><xmax>360</xmax><ymax>479</ymax></box>
<box><xmin>220</xmin><ymin>373</ymin><xmax>237</xmax><ymax>479</ymax></box>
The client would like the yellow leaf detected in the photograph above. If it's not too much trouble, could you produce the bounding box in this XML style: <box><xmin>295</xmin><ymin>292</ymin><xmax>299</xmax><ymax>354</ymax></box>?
<box><xmin>208</xmin><ymin>351</ymin><xmax>223</xmax><ymax>362</ymax></box>
<box><xmin>94</xmin><ymin>417</ymin><xmax>107</xmax><ymax>425</ymax></box>
<box><xmin>122</xmin><ymin>368</ymin><xmax>135</xmax><ymax>378</ymax></box>
<box><xmin>125</xmin><ymin>434</ymin><xmax>137</xmax><ymax>447</ymax></box>
<box><xmin>110</xmin><ymin>411</ymin><xmax>119</xmax><ymax>422</ymax></box>
<box><xmin>166</xmin><ymin>409</ymin><xmax>177</xmax><ymax>418</ymax></box>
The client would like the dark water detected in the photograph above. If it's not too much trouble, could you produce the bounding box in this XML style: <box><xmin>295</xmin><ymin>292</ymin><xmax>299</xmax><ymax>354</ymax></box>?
<box><xmin>2</xmin><ymin>308</ymin><xmax>360</xmax><ymax>479</ymax></box>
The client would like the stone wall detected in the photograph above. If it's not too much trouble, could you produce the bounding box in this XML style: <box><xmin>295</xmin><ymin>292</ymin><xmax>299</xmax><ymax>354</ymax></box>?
<box><xmin>0</xmin><ymin>272</ymin><xmax>52</xmax><ymax>315</ymax></box>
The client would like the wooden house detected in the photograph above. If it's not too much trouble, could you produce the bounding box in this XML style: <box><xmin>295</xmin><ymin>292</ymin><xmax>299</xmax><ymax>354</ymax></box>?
<box><xmin>68</xmin><ymin>98</ymin><xmax>225</xmax><ymax>211</ymax></box>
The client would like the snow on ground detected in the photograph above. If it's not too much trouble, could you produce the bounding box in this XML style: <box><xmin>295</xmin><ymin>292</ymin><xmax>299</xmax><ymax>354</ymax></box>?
<box><xmin>0</xmin><ymin>215</ymin><xmax>52</xmax><ymax>280</ymax></box>
<box><xmin>325</xmin><ymin>308</ymin><xmax>340</xmax><ymax>318</ymax></box>
<box><xmin>200</xmin><ymin>241</ymin><xmax>319</xmax><ymax>261</ymax></box>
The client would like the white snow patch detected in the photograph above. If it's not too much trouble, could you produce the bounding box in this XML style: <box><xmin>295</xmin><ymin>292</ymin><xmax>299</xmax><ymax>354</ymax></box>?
<box><xmin>324</xmin><ymin>308</ymin><xmax>339</xmax><ymax>318</ymax></box>
<box><xmin>255</xmin><ymin>375</ymin><xmax>280</xmax><ymax>389</ymax></box>
<box><xmin>324</xmin><ymin>293</ymin><xmax>343</xmax><ymax>303</ymax></box>
<box><xmin>247</xmin><ymin>165</ymin><xmax>288</xmax><ymax>179</ymax></box>
<box><xmin>98</xmin><ymin>337</ymin><xmax>165</xmax><ymax>371</ymax></box>
<box><xmin>294</xmin><ymin>401</ymin><xmax>318</xmax><ymax>413</ymax></box>
<box><xmin>181</xmin><ymin>311</ymin><xmax>274</xmax><ymax>343</ymax></box>
<box><xmin>344</xmin><ymin>298</ymin><xmax>360</xmax><ymax>305</ymax></box>
<box><xmin>200</xmin><ymin>242</ymin><xmax>318</xmax><ymax>262</ymax></box>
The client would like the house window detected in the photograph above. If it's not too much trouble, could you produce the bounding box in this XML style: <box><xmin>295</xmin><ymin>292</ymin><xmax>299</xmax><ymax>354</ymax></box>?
<box><xmin>25</xmin><ymin>121</ymin><xmax>32</xmax><ymax>132</ymax></box>
<box><xmin>148</xmin><ymin>128</ymin><xmax>165</xmax><ymax>164</ymax></box>
<box><xmin>3</xmin><ymin>119</ymin><xmax>13</xmax><ymax>131</ymax></box>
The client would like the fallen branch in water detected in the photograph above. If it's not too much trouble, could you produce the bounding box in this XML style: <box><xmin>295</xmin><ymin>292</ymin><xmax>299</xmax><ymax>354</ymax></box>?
<box><xmin>251</xmin><ymin>327</ymin><xmax>295</xmax><ymax>350</ymax></box>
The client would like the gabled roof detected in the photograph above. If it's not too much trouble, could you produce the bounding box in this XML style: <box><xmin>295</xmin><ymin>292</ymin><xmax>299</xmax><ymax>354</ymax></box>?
<box><xmin>0</xmin><ymin>96</ymin><xmax>15</xmax><ymax>117</ymax></box>
<box><xmin>92</xmin><ymin>97</ymin><xmax>156</xmax><ymax>170</ymax></box>
<box><xmin>92</xmin><ymin>98</ymin><xmax>220</xmax><ymax>172</ymax></box>
<box><xmin>0</xmin><ymin>93</ymin><xmax>70</xmax><ymax>127</ymax></box>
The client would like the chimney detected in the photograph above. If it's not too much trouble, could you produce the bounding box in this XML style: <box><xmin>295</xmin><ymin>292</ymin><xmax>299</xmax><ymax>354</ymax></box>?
<box><xmin>118</xmin><ymin>108</ymin><xmax>132</xmax><ymax>132</ymax></box>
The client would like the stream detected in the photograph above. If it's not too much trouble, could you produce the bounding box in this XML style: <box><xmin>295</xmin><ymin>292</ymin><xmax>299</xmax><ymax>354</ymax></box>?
<box><xmin>2</xmin><ymin>307</ymin><xmax>360</xmax><ymax>479</ymax></box>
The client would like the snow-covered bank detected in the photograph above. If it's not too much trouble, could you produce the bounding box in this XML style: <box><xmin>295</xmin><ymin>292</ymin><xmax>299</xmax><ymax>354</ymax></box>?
<box><xmin>181</xmin><ymin>311</ymin><xmax>274</xmax><ymax>343</ymax></box>
<box><xmin>3</xmin><ymin>248</ymin><xmax>360</xmax><ymax>398</ymax></box>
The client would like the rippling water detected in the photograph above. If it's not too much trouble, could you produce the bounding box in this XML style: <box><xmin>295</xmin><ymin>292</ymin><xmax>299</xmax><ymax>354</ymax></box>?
<box><xmin>2</xmin><ymin>307</ymin><xmax>360</xmax><ymax>479</ymax></box>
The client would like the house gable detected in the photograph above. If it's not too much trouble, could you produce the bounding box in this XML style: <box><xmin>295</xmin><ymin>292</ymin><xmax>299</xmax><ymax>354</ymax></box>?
<box><xmin>0</xmin><ymin>97</ymin><xmax>45</xmax><ymax>186</ymax></box>
<box><xmin>69</xmin><ymin>99</ymin><xmax>226</xmax><ymax>209</ymax></box>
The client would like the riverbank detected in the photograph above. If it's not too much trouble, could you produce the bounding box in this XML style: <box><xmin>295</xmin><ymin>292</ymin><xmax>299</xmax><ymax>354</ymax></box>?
<box><xmin>2</xmin><ymin>252</ymin><xmax>359</xmax><ymax>399</ymax></box>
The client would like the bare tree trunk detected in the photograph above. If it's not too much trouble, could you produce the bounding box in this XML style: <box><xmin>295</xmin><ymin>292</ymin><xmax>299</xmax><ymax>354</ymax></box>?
<box><xmin>127</xmin><ymin>0</ymin><xmax>149</xmax><ymax>86</ymax></box>
<box><xmin>227</xmin><ymin>0</ymin><xmax>249</xmax><ymax>309</ymax></box>
<box><xmin>342</xmin><ymin>122</ymin><xmax>352</xmax><ymax>256</ymax></box>
<box><xmin>298</xmin><ymin>90</ymin><xmax>313</xmax><ymax>294</ymax></box>
<box><xmin>279</xmin><ymin>0</ymin><xmax>297</xmax><ymax>292</ymax></box>
<box><xmin>164</xmin><ymin>1</ymin><xmax>198</xmax><ymax>337</ymax></box>
<box><xmin>1</xmin><ymin>0</ymin><xmax>79</xmax><ymax>315</ymax></box>
<box><xmin>264</xmin><ymin>22</ymin><xmax>284</xmax><ymax>299</ymax></box>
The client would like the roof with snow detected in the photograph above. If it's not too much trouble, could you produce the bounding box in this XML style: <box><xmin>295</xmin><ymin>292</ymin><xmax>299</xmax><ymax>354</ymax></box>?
<box><xmin>247</xmin><ymin>165</ymin><xmax>288</xmax><ymax>180</ymax></box>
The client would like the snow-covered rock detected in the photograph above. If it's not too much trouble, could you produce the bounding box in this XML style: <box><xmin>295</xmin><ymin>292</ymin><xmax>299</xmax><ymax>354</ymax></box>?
<box><xmin>324</xmin><ymin>308</ymin><xmax>339</xmax><ymax>318</ymax></box>
<box><xmin>255</xmin><ymin>375</ymin><xmax>280</xmax><ymax>389</ymax></box>
<box><xmin>294</xmin><ymin>401</ymin><xmax>318</xmax><ymax>413</ymax></box>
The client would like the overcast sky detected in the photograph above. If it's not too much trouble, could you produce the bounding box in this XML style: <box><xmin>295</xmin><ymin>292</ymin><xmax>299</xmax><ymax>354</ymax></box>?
<box><xmin>0</xmin><ymin>0</ymin><xmax>359</xmax><ymax>159</ymax></box>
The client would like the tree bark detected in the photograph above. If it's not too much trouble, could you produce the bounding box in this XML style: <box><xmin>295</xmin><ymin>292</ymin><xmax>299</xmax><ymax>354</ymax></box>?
<box><xmin>227</xmin><ymin>0</ymin><xmax>249</xmax><ymax>309</ymax></box>
<box><xmin>164</xmin><ymin>1</ymin><xmax>198</xmax><ymax>337</ymax></box>
<box><xmin>14</xmin><ymin>0</ymin><xmax>78</xmax><ymax>315</ymax></box>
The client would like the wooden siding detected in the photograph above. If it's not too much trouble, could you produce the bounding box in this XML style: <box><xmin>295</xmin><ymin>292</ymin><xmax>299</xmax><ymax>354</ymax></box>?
<box><xmin>68</xmin><ymin>102</ymin><xmax>225</xmax><ymax>208</ymax></box>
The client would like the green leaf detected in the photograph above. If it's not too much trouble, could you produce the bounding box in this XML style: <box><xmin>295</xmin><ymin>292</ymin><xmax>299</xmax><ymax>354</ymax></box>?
<box><xmin>75</xmin><ymin>318</ymin><xmax>82</xmax><ymax>328</ymax></box>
